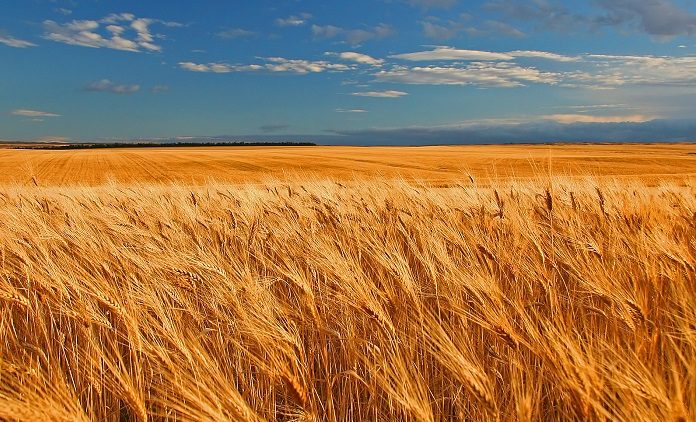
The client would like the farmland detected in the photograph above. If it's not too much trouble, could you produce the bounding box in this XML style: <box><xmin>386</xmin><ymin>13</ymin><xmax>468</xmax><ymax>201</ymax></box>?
<box><xmin>1</xmin><ymin>144</ymin><xmax>696</xmax><ymax>421</ymax></box>
<box><xmin>0</xmin><ymin>143</ymin><xmax>695</xmax><ymax>186</ymax></box>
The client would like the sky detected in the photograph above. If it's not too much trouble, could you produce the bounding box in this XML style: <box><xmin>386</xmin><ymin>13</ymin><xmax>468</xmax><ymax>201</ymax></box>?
<box><xmin>2</xmin><ymin>0</ymin><xmax>696</xmax><ymax>145</ymax></box>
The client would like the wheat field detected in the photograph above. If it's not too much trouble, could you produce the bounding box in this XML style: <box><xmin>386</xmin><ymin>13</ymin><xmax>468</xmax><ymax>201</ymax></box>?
<box><xmin>1</xmin><ymin>145</ymin><xmax>696</xmax><ymax>421</ymax></box>
<box><xmin>2</xmin><ymin>143</ymin><xmax>696</xmax><ymax>186</ymax></box>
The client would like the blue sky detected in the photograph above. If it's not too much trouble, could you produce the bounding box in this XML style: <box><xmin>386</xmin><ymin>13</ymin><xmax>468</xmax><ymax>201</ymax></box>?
<box><xmin>2</xmin><ymin>0</ymin><xmax>696</xmax><ymax>144</ymax></box>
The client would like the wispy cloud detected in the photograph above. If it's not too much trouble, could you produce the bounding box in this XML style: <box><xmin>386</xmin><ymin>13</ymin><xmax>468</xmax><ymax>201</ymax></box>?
<box><xmin>312</xmin><ymin>24</ymin><xmax>395</xmax><ymax>46</ymax></box>
<box><xmin>276</xmin><ymin>13</ymin><xmax>312</xmax><ymax>27</ymax></box>
<box><xmin>376</xmin><ymin>62</ymin><xmax>559</xmax><ymax>87</ymax></box>
<box><xmin>508</xmin><ymin>50</ymin><xmax>580</xmax><ymax>62</ymax></box>
<box><xmin>485</xmin><ymin>0</ymin><xmax>696</xmax><ymax>38</ymax></box>
<box><xmin>85</xmin><ymin>79</ymin><xmax>140</xmax><ymax>94</ymax></box>
<box><xmin>420</xmin><ymin>16</ymin><xmax>525</xmax><ymax>40</ymax></box>
<box><xmin>0</xmin><ymin>35</ymin><xmax>37</xmax><ymax>48</ymax></box>
<box><xmin>383</xmin><ymin>48</ymin><xmax>696</xmax><ymax>88</ymax></box>
<box><xmin>43</xmin><ymin>13</ymin><xmax>179</xmax><ymax>52</ymax></box>
<box><xmin>567</xmin><ymin>54</ymin><xmax>696</xmax><ymax>88</ymax></box>
<box><xmin>543</xmin><ymin>114</ymin><xmax>654</xmax><ymax>124</ymax></box>
<box><xmin>152</xmin><ymin>85</ymin><xmax>170</xmax><ymax>94</ymax></box>
<box><xmin>404</xmin><ymin>0</ymin><xmax>458</xmax><ymax>9</ymax></box>
<box><xmin>11</xmin><ymin>109</ymin><xmax>60</xmax><ymax>118</ymax></box>
<box><xmin>217</xmin><ymin>28</ymin><xmax>256</xmax><ymax>39</ymax></box>
<box><xmin>336</xmin><ymin>108</ymin><xmax>369</xmax><ymax>113</ymax></box>
<box><xmin>390</xmin><ymin>46</ymin><xmax>577</xmax><ymax>62</ymax></box>
<box><xmin>351</xmin><ymin>90</ymin><xmax>409</xmax><ymax>97</ymax></box>
<box><xmin>559</xmin><ymin>104</ymin><xmax>634</xmax><ymax>112</ymax></box>
<box><xmin>179</xmin><ymin>57</ymin><xmax>352</xmax><ymax>74</ymax></box>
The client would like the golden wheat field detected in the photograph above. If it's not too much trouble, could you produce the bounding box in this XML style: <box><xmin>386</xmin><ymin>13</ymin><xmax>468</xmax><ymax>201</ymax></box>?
<box><xmin>1</xmin><ymin>145</ymin><xmax>696</xmax><ymax>421</ymax></box>
<box><xmin>2</xmin><ymin>143</ymin><xmax>696</xmax><ymax>186</ymax></box>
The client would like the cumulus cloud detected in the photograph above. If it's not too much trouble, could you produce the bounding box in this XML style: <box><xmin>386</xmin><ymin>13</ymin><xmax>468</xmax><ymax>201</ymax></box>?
<box><xmin>329</xmin><ymin>52</ymin><xmax>384</xmax><ymax>66</ymax></box>
<box><xmin>312</xmin><ymin>24</ymin><xmax>395</xmax><ymax>46</ymax></box>
<box><xmin>179</xmin><ymin>58</ymin><xmax>352</xmax><ymax>75</ymax></box>
<box><xmin>43</xmin><ymin>13</ymin><xmax>178</xmax><ymax>52</ymax></box>
<box><xmin>276</xmin><ymin>13</ymin><xmax>312</xmax><ymax>27</ymax></box>
<box><xmin>85</xmin><ymin>79</ymin><xmax>141</xmax><ymax>94</ymax></box>
<box><xmin>11</xmin><ymin>109</ymin><xmax>60</xmax><ymax>118</ymax></box>
<box><xmin>265</xmin><ymin>57</ymin><xmax>352</xmax><ymax>73</ymax></box>
<box><xmin>351</xmin><ymin>90</ymin><xmax>409</xmax><ymax>97</ymax></box>
<box><xmin>0</xmin><ymin>35</ymin><xmax>37</xmax><ymax>48</ymax></box>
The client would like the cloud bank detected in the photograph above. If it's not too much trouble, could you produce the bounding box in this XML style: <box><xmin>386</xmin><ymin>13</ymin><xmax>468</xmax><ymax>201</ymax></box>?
<box><xmin>325</xmin><ymin>119</ymin><xmax>696</xmax><ymax>145</ymax></box>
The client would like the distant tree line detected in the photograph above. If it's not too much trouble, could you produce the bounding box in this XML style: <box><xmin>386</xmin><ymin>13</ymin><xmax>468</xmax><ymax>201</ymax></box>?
<box><xmin>14</xmin><ymin>141</ymin><xmax>317</xmax><ymax>150</ymax></box>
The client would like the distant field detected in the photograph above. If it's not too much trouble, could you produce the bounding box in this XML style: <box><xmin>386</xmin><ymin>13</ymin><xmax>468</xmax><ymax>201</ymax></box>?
<box><xmin>1</xmin><ymin>143</ymin><xmax>695</xmax><ymax>186</ymax></box>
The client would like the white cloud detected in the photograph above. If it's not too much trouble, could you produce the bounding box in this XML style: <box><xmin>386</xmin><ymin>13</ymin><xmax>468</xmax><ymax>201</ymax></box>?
<box><xmin>330</xmin><ymin>52</ymin><xmax>384</xmax><ymax>66</ymax></box>
<box><xmin>543</xmin><ymin>114</ymin><xmax>654</xmax><ymax>123</ymax></box>
<box><xmin>508</xmin><ymin>50</ymin><xmax>580</xmax><ymax>62</ymax></box>
<box><xmin>376</xmin><ymin>62</ymin><xmax>559</xmax><ymax>87</ymax></box>
<box><xmin>182</xmin><ymin>46</ymin><xmax>696</xmax><ymax>91</ymax></box>
<box><xmin>276</xmin><ymin>13</ymin><xmax>312</xmax><ymax>27</ymax></box>
<box><xmin>0</xmin><ymin>35</ymin><xmax>37</xmax><ymax>48</ymax></box>
<box><xmin>390</xmin><ymin>46</ymin><xmax>514</xmax><ymax>61</ymax></box>
<box><xmin>180</xmin><ymin>62</ymin><xmax>218</xmax><ymax>72</ymax></box>
<box><xmin>85</xmin><ymin>79</ymin><xmax>140</xmax><ymax>94</ymax></box>
<box><xmin>351</xmin><ymin>90</ymin><xmax>409</xmax><ymax>98</ymax></box>
<box><xmin>43</xmin><ymin>13</ymin><xmax>177</xmax><ymax>52</ymax></box>
<box><xmin>11</xmin><ymin>109</ymin><xmax>60</xmax><ymax>118</ymax></box>
<box><xmin>390</xmin><ymin>47</ymin><xmax>578</xmax><ymax>62</ymax></box>
<box><xmin>265</xmin><ymin>57</ymin><xmax>352</xmax><ymax>73</ymax></box>
<box><xmin>574</xmin><ymin>54</ymin><xmax>696</xmax><ymax>87</ymax></box>
<box><xmin>179</xmin><ymin>58</ymin><xmax>352</xmax><ymax>75</ymax></box>
<box><xmin>336</xmin><ymin>108</ymin><xmax>369</xmax><ymax>113</ymax></box>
